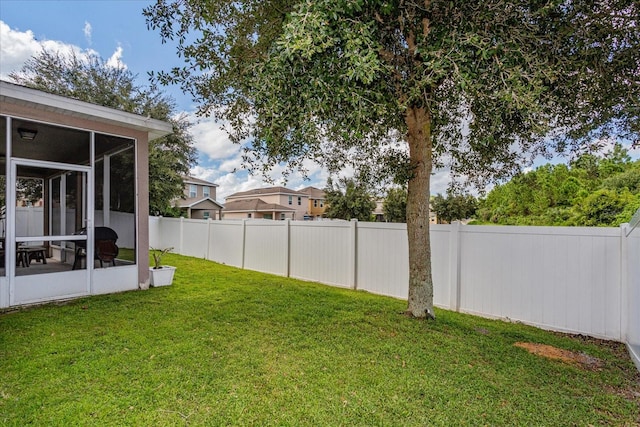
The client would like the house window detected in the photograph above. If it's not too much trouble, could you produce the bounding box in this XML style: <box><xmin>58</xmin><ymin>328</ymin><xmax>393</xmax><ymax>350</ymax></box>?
<box><xmin>314</xmin><ymin>200</ymin><xmax>318</xmax><ymax>208</ymax></box>
<box><xmin>298</xmin><ymin>197</ymin><xmax>301</xmax><ymax>206</ymax></box>
<box><xmin>189</xmin><ymin>184</ymin><xmax>197</xmax><ymax>198</ymax></box>
<box><xmin>203</xmin><ymin>186</ymin><xmax>210</xmax><ymax>197</ymax></box>
<box><xmin>247</xmin><ymin>213</ymin><xmax>252</xmax><ymax>218</ymax></box>
<box><xmin>280</xmin><ymin>213</ymin><xmax>286</xmax><ymax>220</ymax></box>
<box><xmin>320</xmin><ymin>201</ymin><xmax>324</xmax><ymax>207</ymax></box>
<box><xmin>203</xmin><ymin>211</ymin><xmax>210</xmax><ymax>219</ymax></box>
<box><xmin>288</xmin><ymin>195</ymin><xmax>292</xmax><ymax>205</ymax></box>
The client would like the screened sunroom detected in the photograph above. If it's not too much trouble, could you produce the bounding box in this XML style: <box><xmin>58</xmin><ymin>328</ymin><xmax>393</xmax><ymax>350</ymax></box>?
<box><xmin>0</xmin><ymin>81</ymin><xmax>172</xmax><ymax>307</ymax></box>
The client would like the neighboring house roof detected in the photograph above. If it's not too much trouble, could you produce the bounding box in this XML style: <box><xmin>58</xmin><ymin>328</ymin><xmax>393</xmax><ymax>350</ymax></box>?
<box><xmin>176</xmin><ymin>197</ymin><xmax>224</xmax><ymax>210</ymax></box>
<box><xmin>183</xmin><ymin>175</ymin><xmax>219</xmax><ymax>187</ymax></box>
<box><xmin>299</xmin><ymin>186</ymin><xmax>326</xmax><ymax>199</ymax></box>
<box><xmin>223</xmin><ymin>198</ymin><xmax>295</xmax><ymax>213</ymax></box>
<box><xmin>0</xmin><ymin>81</ymin><xmax>172</xmax><ymax>141</ymax></box>
<box><xmin>226</xmin><ymin>186</ymin><xmax>307</xmax><ymax>200</ymax></box>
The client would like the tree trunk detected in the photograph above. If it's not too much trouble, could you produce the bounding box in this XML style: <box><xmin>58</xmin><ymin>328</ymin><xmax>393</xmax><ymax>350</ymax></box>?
<box><xmin>405</xmin><ymin>105</ymin><xmax>435</xmax><ymax>319</ymax></box>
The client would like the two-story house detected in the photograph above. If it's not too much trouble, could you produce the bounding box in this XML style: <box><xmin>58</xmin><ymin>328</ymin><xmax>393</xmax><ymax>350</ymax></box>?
<box><xmin>176</xmin><ymin>176</ymin><xmax>224</xmax><ymax>220</ymax></box>
<box><xmin>299</xmin><ymin>186</ymin><xmax>326</xmax><ymax>220</ymax></box>
<box><xmin>223</xmin><ymin>186</ymin><xmax>310</xmax><ymax>220</ymax></box>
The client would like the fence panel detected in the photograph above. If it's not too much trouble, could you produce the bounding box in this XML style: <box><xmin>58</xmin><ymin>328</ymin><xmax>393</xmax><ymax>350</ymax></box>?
<box><xmin>357</xmin><ymin>222</ymin><xmax>409</xmax><ymax>299</ymax></box>
<box><xmin>289</xmin><ymin>221</ymin><xmax>353</xmax><ymax>287</ymax></box>
<box><xmin>154</xmin><ymin>217</ymin><xmax>182</xmax><ymax>253</ymax></box>
<box><xmin>181</xmin><ymin>219</ymin><xmax>210</xmax><ymax>258</ymax></box>
<box><xmin>149</xmin><ymin>216</ymin><xmax>162</xmax><ymax>249</ymax></box>
<box><xmin>208</xmin><ymin>221</ymin><xmax>245</xmax><ymax>268</ymax></box>
<box><xmin>430</xmin><ymin>225</ymin><xmax>452</xmax><ymax>308</ymax></box>
<box><xmin>15</xmin><ymin>207</ymin><xmax>43</xmax><ymax>238</ymax></box>
<box><xmin>95</xmin><ymin>211</ymin><xmax>135</xmax><ymax>249</ymax></box>
<box><xmin>457</xmin><ymin>226</ymin><xmax>622</xmax><ymax>340</ymax></box>
<box><xmin>243</xmin><ymin>221</ymin><xmax>288</xmax><ymax>276</ymax></box>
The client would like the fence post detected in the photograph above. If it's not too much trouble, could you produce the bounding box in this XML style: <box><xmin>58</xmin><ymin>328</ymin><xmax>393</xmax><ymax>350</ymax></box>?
<box><xmin>620</xmin><ymin>223</ymin><xmax>629</xmax><ymax>342</ymax></box>
<box><xmin>284</xmin><ymin>219</ymin><xmax>291</xmax><ymax>277</ymax></box>
<box><xmin>448</xmin><ymin>221</ymin><xmax>461</xmax><ymax>311</ymax></box>
<box><xmin>179</xmin><ymin>216</ymin><xmax>184</xmax><ymax>255</ymax></box>
<box><xmin>206</xmin><ymin>217</ymin><xmax>212</xmax><ymax>260</ymax></box>
<box><xmin>349</xmin><ymin>219</ymin><xmax>358</xmax><ymax>290</ymax></box>
<box><xmin>241</xmin><ymin>219</ymin><xmax>247</xmax><ymax>269</ymax></box>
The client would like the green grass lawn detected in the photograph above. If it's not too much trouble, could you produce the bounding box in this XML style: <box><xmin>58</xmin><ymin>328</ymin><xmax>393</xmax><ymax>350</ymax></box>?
<box><xmin>1</xmin><ymin>253</ymin><xmax>638</xmax><ymax>426</ymax></box>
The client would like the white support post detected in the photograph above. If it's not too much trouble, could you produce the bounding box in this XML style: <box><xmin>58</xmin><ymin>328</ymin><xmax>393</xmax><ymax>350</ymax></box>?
<box><xmin>448</xmin><ymin>221</ymin><xmax>462</xmax><ymax>311</ymax></box>
<box><xmin>241</xmin><ymin>219</ymin><xmax>247</xmax><ymax>269</ymax></box>
<box><xmin>179</xmin><ymin>216</ymin><xmax>184</xmax><ymax>255</ymax></box>
<box><xmin>620</xmin><ymin>223</ymin><xmax>629</xmax><ymax>343</ymax></box>
<box><xmin>5</xmin><ymin>117</ymin><xmax>13</xmax><ymax>308</ymax></box>
<box><xmin>349</xmin><ymin>219</ymin><xmax>358</xmax><ymax>290</ymax></box>
<box><xmin>103</xmin><ymin>154</ymin><xmax>110</xmax><ymax>227</ymax></box>
<box><xmin>284</xmin><ymin>219</ymin><xmax>291</xmax><ymax>277</ymax></box>
<box><xmin>206</xmin><ymin>217</ymin><xmax>212</xmax><ymax>261</ymax></box>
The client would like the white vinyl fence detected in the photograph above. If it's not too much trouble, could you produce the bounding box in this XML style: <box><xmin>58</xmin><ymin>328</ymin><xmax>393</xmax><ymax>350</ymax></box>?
<box><xmin>150</xmin><ymin>214</ymin><xmax>640</xmax><ymax>369</ymax></box>
<box><xmin>623</xmin><ymin>210</ymin><xmax>640</xmax><ymax>370</ymax></box>
<box><xmin>13</xmin><ymin>208</ymin><xmax>136</xmax><ymax>249</ymax></box>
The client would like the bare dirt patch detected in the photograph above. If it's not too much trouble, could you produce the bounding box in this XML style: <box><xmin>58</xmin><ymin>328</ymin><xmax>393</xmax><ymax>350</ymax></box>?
<box><xmin>514</xmin><ymin>342</ymin><xmax>604</xmax><ymax>370</ymax></box>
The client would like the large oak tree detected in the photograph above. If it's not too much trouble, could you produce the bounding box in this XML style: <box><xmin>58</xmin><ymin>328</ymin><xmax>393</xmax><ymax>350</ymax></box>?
<box><xmin>145</xmin><ymin>0</ymin><xmax>639</xmax><ymax>317</ymax></box>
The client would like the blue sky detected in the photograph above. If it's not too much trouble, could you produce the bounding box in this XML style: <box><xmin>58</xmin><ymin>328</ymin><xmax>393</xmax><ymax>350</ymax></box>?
<box><xmin>0</xmin><ymin>0</ymin><xmax>343</xmax><ymax>200</ymax></box>
<box><xmin>1</xmin><ymin>1</ymin><xmax>637</xmax><ymax>201</ymax></box>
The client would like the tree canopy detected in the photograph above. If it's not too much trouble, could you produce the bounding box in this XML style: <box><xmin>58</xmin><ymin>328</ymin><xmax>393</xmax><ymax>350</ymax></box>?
<box><xmin>479</xmin><ymin>144</ymin><xmax>640</xmax><ymax>227</ymax></box>
<box><xmin>383</xmin><ymin>187</ymin><xmax>408</xmax><ymax>223</ymax></box>
<box><xmin>9</xmin><ymin>50</ymin><xmax>197</xmax><ymax>215</ymax></box>
<box><xmin>145</xmin><ymin>0</ymin><xmax>639</xmax><ymax>317</ymax></box>
<box><xmin>431</xmin><ymin>192</ymin><xmax>479</xmax><ymax>224</ymax></box>
<box><xmin>324</xmin><ymin>177</ymin><xmax>376</xmax><ymax>221</ymax></box>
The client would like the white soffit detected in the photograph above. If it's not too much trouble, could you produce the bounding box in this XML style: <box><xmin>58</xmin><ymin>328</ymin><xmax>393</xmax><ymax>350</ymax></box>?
<box><xmin>0</xmin><ymin>80</ymin><xmax>173</xmax><ymax>140</ymax></box>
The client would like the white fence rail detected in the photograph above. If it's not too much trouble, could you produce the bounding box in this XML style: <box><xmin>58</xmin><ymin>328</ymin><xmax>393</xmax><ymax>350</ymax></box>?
<box><xmin>150</xmin><ymin>214</ymin><xmax>639</xmax><ymax>368</ymax></box>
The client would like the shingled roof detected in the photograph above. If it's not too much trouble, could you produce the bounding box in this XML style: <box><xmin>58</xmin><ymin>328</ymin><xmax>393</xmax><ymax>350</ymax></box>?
<box><xmin>226</xmin><ymin>186</ymin><xmax>307</xmax><ymax>200</ymax></box>
<box><xmin>299</xmin><ymin>186</ymin><xmax>325</xmax><ymax>199</ymax></box>
<box><xmin>223</xmin><ymin>198</ymin><xmax>294</xmax><ymax>213</ymax></box>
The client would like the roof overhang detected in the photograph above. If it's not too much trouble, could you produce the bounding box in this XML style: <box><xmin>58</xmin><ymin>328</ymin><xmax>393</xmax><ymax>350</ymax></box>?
<box><xmin>178</xmin><ymin>197</ymin><xmax>225</xmax><ymax>209</ymax></box>
<box><xmin>0</xmin><ymin>81</ymin><xmax>173</xmax><ymax>141</ymax></box>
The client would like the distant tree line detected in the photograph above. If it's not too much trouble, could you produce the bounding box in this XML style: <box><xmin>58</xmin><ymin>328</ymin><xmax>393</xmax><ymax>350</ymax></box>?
<box><xmin>323</xmin><ymin>144</ymin><xmax>639</xmax><ymax>228</ymax></box>
<box><xmin>323</xmin><ymin>177</ymin><xmax>376</xmax><ymax>222</ymax></box>
<box><xmin>478</xmin><ymin>144</ymin><xmax>640</xmax><ymax>227</ymax></box>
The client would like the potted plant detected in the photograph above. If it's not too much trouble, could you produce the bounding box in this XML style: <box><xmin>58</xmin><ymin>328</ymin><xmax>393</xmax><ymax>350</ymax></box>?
<box><xmin>149</xmin><ymin>247</ymin><xmax>176</xmax><ymax>287</ymax></box>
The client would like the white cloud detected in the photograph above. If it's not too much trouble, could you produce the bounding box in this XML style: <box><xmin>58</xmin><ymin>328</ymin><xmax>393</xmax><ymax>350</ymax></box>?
<box><xmin>190</xmin><ymin>161</ymin><xmax>327</xmax><ymax>201</ymax></box>
<box><xmin>190</xmin><ymin>117</ymin><xmax>240</xmax><ymax>160</ymax></box>
<box><xmin>105</xmin><ymin>45</ymin><xmax>126</xmax><ymax>69</ymax></box>
<box><xmin>83</xmin><ymin>21</ymin><xmax>92</xmax><ymax>45</ymax></box>
<box><xmin>0</xmin><ymin>20</ymin><xmax>101</xmax><ymax>79</ymax></box>
<box><xmin>187</xmin><ymin>118</ymin><xmax>454</xmax><ymax>201</ymax></box>
<box><xmin>0</xmin><ymin>21</ymin><xmax>37</xmax><ymax>78</ymax></box>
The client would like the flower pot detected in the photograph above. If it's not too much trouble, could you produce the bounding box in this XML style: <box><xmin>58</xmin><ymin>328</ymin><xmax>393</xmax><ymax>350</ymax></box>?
<box><xmin>149</xmin><ymin>265</ymin><xmax>176</xmax><ymax>287</ymax></box>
